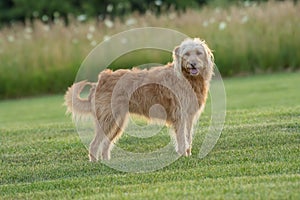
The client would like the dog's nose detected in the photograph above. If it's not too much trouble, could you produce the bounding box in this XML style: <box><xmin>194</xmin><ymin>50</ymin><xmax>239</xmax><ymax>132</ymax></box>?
<box><xmin>190</xmin><ymin>62</ymin><xmax>197</xmax><ymax>68</ymax></box>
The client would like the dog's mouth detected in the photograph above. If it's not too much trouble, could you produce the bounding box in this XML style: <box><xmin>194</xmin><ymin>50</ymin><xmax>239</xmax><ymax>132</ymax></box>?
<box><xmin>186</xmin><ymin>61</ymin><xmax>202</xmax><ymax>76</ymax></box>
<box><xmin>189</xmin><ymin>68</ymin><xmax>200</xmax><ymax>76</ymax></box>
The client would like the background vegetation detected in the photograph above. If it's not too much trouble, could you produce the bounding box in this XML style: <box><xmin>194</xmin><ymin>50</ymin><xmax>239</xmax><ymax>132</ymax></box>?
<box><xmin>0</xmin><ymin>0</ymin><xmax>284</xmax><ymax>26</ymax></box>
<box><xmin>0</xmin><ymin>1</ymin><xmax>299</xmax><ymax>99</ymax></box>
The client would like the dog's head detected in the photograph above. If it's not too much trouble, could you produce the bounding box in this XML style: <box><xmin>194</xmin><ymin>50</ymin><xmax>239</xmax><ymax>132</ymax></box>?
<box><xmin>173</xmin><ymin>38</ymin><xmax>214</xmax><ymax>80</ymax></box>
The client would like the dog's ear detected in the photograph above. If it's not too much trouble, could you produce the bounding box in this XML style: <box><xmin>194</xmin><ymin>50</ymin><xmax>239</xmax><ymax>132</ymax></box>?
<box><xmin>202</xmin><ymin>42</ymin><xmax>215</xmax><ymax>79</ymax></box>
<box><xmin>173</xmin><ymin>45</ymin><xmax>182</xmax><ymax>77</ymax></box>
<box><xmin>203</xmin><ymin>42</ymin><xmax>215</xmax><ymax>70</ymax></box>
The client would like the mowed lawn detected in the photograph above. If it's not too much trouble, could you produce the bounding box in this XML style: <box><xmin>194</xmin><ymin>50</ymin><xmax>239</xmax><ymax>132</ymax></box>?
<box><xmin>0</xmin><ymin>72</ymin><xmax>299</xmax><ymax>199</ymax></box>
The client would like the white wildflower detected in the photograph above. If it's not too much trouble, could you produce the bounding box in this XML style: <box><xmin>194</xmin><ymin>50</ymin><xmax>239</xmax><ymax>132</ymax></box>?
<box><xmin>202</xmin><ymin>21</ymin><xmax>209</xmax><ymax>27</ymax></box>
<box><xmin>219</xmin><ymin>22</ymin><xmax>227</xmax><ymax>30</ymax></box>
<box><xmin>53</xmin><ymin>11</ymin><xmax>60</xmax><ymax>18</ymax></box>
<box><xmin>86</xmin><ymin>33</ymin><xmax>93</xmax><ymax>40</ymax></box>
<box><xmin>42</xmin><ymin>15</ymin><xmax>49</xmax><ymax>22</ymax></box>
<box><xmin>155</xmin><ymin>0</ymin><xmax>162</xmax><ymax>6</ymax></box>
<box><xmin>43</xmin><ymin>25</ymin><xmax>50</xmax><ymax>31</ymax></box>
<box><xmin>107</xmin><ymin>4</ymin><xmax>113</xmax><ymax>12</ymax></box>
<box><xmin>244</xmin><ymin>0</ymin><xmax>251</xmax><ymax>7</ymax></box>
<box><xmin>25</xmin><ymin>27</ymin><xmax>32</xmax><ymax>33</ymax></box>
<box><xmin>125</xmin><ymin>18</ymin><xmax>137</xmax><ymax>26</ymax></box>
<box><xmin>32</xmin><ymin>11</ymin><xmax>39</xmax><ymax>18</ymax></box>
<box><xmin>7</xmin><ymin>35</ymin><xmax>15</xmax><ymax>42</ymax></box>
<box><xmin>90</xmin><ymin>40</ymin><xmax>97</xmax><ymax>47</ymax></box>
<box><xmin>89</xmin><ymin>25</ymin><xmax>95</xmax><ymax>33</ymax></box>
<box><xmin>103</xmin><ymin>35</ymin><xmax>111</xmax><ymax>41</ymax></box>
<box><xmin>241</xmin><ymin>16</ymin><xmax>249</xmax><ymax>24</ymax></box>
<box><xmin>104</xmin><ymin>19</ymin><xmax>114</xmax><ymax>28</ymax></box>
<box><xmin>77</xmin><ymin>14</ymin><xmax>87</xmax><ymax>22</ymax></box>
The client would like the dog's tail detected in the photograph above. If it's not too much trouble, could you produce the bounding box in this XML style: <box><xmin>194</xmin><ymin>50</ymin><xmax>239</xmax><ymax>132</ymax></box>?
<box><xmin>64</xmin><ymin>81</ymin><xmax>96</xmax><ymax>117</ymax></box>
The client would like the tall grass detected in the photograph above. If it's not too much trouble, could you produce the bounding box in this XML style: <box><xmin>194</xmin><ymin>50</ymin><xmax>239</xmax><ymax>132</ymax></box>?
<box><xmin>0</xmin><ymin>1</ymin><xmax>299</xmax><ymax>99</ymax></box>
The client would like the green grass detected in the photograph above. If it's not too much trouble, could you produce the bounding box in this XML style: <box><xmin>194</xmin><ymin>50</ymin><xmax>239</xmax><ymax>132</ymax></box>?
<box><xmin>1</xmin><ymin>72</ymin><xmax>300</xmax><ymax>199</ymax></box>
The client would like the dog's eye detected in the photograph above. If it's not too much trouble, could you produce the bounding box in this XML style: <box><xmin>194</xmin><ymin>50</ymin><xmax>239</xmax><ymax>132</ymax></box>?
<box><xmin>196</xmin><ymin>51</ymin><xmax>203</xmax><ymax>55</ymax></box>
<box><xmin>185</xmin><ymin>52</ymin><xmax>190</xmax><ymax>56</ymax></box>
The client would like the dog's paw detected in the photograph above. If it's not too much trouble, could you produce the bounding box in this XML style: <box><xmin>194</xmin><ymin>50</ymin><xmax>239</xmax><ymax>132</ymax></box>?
<box><xmin>176</xmin><ymin>148</ymin><xmax>188</xmax><ymax>156</ymax></box>
<box><xmin>101</xmin><ymin>152</ymin><xmax>111</xmax><ymax>161</ymax></box>
<box><xmin>186</xmin><ymin>148</ymin><xmax>192</xmax><ymax>156</ymax></box>
<box><xmin>89</xmin><ymin>153</ymin><xmax>98</xmax><ymax>162</ymax></box>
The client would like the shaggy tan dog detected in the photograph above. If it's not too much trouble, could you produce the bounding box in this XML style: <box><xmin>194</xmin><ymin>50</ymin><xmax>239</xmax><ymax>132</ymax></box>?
<box><xmin>65</xmin><ymin>38</ymin><xmax>214</xmax><ymax>161</ymax></box>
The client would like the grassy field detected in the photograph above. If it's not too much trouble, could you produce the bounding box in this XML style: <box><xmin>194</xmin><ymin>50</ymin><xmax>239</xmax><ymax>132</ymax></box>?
<box><xmin>1</xmin><ymin>72</ymin><xmax>300</xmax><ymax>199</ymax></box>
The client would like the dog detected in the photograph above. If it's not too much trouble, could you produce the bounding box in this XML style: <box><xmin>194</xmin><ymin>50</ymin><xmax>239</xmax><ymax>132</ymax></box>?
<box><xmin>65</xmin><ymin>38</ymin><xmax>214</xmax><ymax>162</ymax></box>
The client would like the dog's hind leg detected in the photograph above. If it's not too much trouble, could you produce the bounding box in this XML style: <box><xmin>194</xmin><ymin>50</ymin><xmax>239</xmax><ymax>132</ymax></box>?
<box><xmin>100</xmin><ymin>113</ymin><xmax>128</xmax><ymax>160</ymax></box>
<box><xmin>89</xmin><ymin>119</ymin><xmax>106</xmax><ymax>162</ymax></box>
<box><xmin>100</xmin><ymin>127</ymin><xmax>122</xmax><ymax>160</ymax></box>
<box><xmin>89</xmin><ymin>112</ymin><xmax>118</xmax><ymax>161</ymax></box>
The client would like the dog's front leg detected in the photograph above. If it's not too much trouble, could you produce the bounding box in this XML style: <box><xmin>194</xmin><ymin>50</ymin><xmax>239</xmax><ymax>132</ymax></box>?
<box><xmin>174</xmin><ymin>121</ymin><xmax>187</xmax><ymax>156</ymax></box>
<box><xmin>185</xmin><ymin>120</ymin><xmax>194</xmax><ymax>156</ymax></box>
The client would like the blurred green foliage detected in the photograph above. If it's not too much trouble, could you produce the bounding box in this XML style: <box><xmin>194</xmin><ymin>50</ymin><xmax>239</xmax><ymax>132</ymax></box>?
<box><xmin>0</xmin><ymin>0</ymin><xmax>204</xmax><ymax>26</ymax></box>
<box><xmin>0</xmin><ymin>0</ymin><xmax>296</xmax><ymax>26</ymax></box>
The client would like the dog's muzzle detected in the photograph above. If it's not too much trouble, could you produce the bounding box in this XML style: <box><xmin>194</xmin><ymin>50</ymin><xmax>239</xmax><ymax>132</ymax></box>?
<box><xmin>187</xmin><ymin>61</ymin><xmax>203</xmax><ymax>76</ymax></box>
